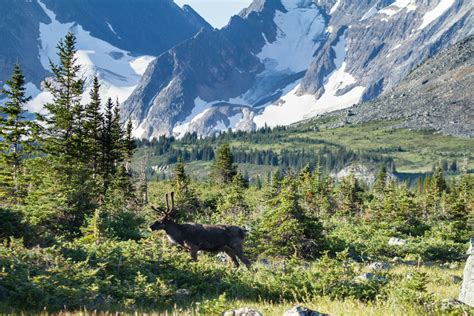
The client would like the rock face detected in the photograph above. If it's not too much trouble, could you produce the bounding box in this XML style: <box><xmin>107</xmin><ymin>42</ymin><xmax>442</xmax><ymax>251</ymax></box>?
<box><xmin>317</xmin><ymin>34</ymin><xmax>474</xmax><ymax>137</ymax></box>
<box><xmin>123</xmin><ymin>0</ymin><xmax>473</xmax><ymax>139</ymax></box>
<box><xmin>459</xmin><ymin>239</ymin><xmax>474</xmax><ymax>307</ymax></box>
<box><xmin>332</xmin><ymin>163</ymin><xmax>396</xmax><ymax>186</ymax></box>
<box><xmin>0</xmin><ymin>0</ymin><xmax>210</xmax><ymax>108</ymax></box>
<box><xmin>0</xmin><ymin>1</ymin><xmax>50</xmax><ymax>85</ymax></box>
<box><xmin>123</xmin><ymin>0</ymin><xmax>320</xmax><ymax>138</ymax></box>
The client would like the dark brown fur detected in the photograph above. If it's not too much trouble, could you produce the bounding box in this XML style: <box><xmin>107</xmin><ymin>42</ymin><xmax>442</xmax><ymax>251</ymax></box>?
<box><xmin>150</xmin><ymin>193</ymin><xmax>251</xmax><ymax>268</ymax></box>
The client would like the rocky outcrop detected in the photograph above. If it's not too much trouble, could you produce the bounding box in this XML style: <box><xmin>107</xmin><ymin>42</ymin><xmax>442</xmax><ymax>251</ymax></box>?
<box><xmin>300</xmin><ymin>0</ymin><xmax>474</xmax><ymax>101</ymax></box>
<box><xmin>315</xmin><ymin>35</ymin><xmax>474</xmax><ymax>137</ymax></box>
<box><xmin>0</xmin><ymin>1</ymin><xmax>50</xmax><ymax>86</ymax></box>
<box><xmin>40</xmin><ymin>0</ymin><xmax>211</xmax><ymax>56</ymax></box>
<box><xmin>459</xmin><ymin>239</ymin><xmax>474</xmax><ymax>307</ymax></box>
<box><xmin>124</xmin><ymin>0</ymin><xmax>473</xmax><ymax>139</ymax></box>
<box><xmin>123</xmin><ymin>0</ymin><xmax>294</xmax><ymax>138</ymax></box>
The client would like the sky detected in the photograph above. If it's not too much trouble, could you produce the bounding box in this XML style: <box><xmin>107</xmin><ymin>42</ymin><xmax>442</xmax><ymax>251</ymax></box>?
<box><xmin>175</xmin><ymin>0</ymin><xmax>253</xmax><ymax>28</ymax></box>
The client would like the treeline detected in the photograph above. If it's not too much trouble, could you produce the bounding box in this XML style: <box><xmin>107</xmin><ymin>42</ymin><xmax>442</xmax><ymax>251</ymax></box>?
<box><xmin>137</xmin><ymin>135</ymin><xmax>396</xmax><ymax>174</ymax></box>
<box><xmin>0</xmin><ymin>33</ymin><xmax>143</xmax><ymax>241</ymax></box>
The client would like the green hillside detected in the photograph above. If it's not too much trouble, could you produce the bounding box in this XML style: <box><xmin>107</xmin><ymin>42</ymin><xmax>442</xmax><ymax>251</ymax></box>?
<box><xmin>135</xmin><ymin>120</ymin><xmax>473</xmax><ymax>180</ymax></box>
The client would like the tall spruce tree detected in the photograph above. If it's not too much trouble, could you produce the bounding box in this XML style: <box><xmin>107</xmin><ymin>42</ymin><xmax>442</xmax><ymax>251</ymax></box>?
<box><xmin>35</xmin><ymin>32</ymin><xmax>95</xmax><ymax>234</ymax></box>
<box><xmin>40</xmin><ymin>32</ymin><xmax>85</xmax><ymax>164</ymax></box>
<box><xmin>101</xmin><ymin>98</ymin><xmax>115</xmax><ymax>193</ymax></box>
<box><xmin>0</xmin><ymin>64</ymin><xmax>35</xmax><ymax>204</ymax></box>
<box><xmin>84</xmin><ymin>76</ymin><xmax>103</xmax><ymax>179</ymax></box>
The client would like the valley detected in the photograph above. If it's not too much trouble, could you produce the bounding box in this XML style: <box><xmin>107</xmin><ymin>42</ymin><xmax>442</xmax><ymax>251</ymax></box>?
<box><xmin>0</xmin><ymin>0</ymin><xmax>473</xmax><ymax>314</ymax></box>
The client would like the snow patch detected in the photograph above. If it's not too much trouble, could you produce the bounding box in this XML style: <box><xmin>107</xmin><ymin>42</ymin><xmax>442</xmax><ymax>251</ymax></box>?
<box><xmin>227</xmin><ymin>112</ymin><xmax>243</xmax><ymax>128</ymax></box>
<box><xmin>257</xmin><ymin>2</ymin><xmax>325</xmax><ymax>72</ymax></box>
<box><xmin>133</xmin><ymin>121</ymin><xmax>147</xmax><ymax>139</ymax></box>
<box><xmin>172</xmin><ymin>98</ymin><xmax>213</xmax><ymax>137</ymax></box>
<box><xmin>330</xmin><ymin>0</ymin><xmax>341</xmax><ymax>14</ymax></box>
<box><xmin>418</xmin><ymin>0</ymin><xmax>455</xmax><ymax>30</ymax></box>
<box><xmin>360</xmin><ymin>6</ymin><xmax>378</xmax><ymax>21</ymax></box>
<box><xmin>35</xmin><ymin>0</ymin><xmax>154</xmax><ymax>112</ymax></box>
<box><xmin>253</xmin><ymin>63</ymin><xmax>365</xmax><ymax>127</ymax></box>
<box><xmin>253</xmin><ymin>32</ymin><xmax>363</xmax><ymax>127</ymax></box>
<box><xmin>106</xmin><ymin>22</ymin><xmax>119</xmax><ymax>38</ymax></box>
<box><xmin>24</xmin><ymin>82</ymin><xmax>52</xmax><ymax>114</ymax></box>
<box><xmin>130</xmin><ymin>56</ymin><xmax>156</xmax><ymax>76</ymax></box>
<box><xmin>379</xmin><ymin>0</ymin><xmax>417</xmax><ymax>17</ymax></box>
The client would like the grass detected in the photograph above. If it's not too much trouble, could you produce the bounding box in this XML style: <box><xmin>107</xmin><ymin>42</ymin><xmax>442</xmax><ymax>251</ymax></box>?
<box><xmin>295</xmin><ymin>121</ymin><xmax>474</xmax><ymax>173</ymax></box>
<box><xmin>137</xmin><ymin>121</ymin><xmax>473</xmax><ymax>180</ymax></box>
<box><xmin>18</xmin><ymin>264</ymin><xmax>466</xmax><ymax>315</ymax></box>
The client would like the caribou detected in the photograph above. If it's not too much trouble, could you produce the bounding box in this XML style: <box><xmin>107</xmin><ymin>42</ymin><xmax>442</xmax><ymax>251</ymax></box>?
<box><xmin>150</xmin><ymin>192</ymin><xmax>251</xmax><ymax>268</ymax></box>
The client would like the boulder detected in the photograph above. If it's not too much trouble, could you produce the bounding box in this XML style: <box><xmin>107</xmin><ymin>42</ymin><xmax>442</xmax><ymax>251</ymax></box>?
<box><xmin>459</xmin><ymin>239</ymin><xmax>474</xmax><ymax>307</ymax></box>
<box><xmin>283</xmin><ymin>306</ymin><xmax>328</xmax><ymax>316</ymax></box>
<box><xmin>368</xmin><ymin>262</ymin><xmax>390</xmax><ymax>270</ymax></box>
<box><xmin>223</xmin><ymin>307</ymin><xmax>263</xmax><ymax>316</ymax></box>
<box><xmin>356</xmin><ymin>273</ymin><xmax>387</xmax><ymax>282</ymax></box>
<box><xmin>388</xmin><ymin>237</ymin><xmax>406</xmax><ymax>246</ymax></box>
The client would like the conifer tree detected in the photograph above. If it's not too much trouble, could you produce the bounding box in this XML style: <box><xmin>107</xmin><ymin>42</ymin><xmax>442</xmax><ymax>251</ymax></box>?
<box><xmin>431</xmin><ymin>164</ymin><xmax>447</xmax><ymax>195</ymax></box>
<box><xmin>84</xmin><ymin>76</ymin><xmax>103</xmax><ymax>179</ymax></box>
<box><xmin>40</xmin><ymin>32</ymin><xmax>85</xmax><ymax>164</ymax></box>
<box><xmin>373</xmin><ymin>165</ymin><xmax>387</xmax><ymax>195</ymax></box>
<box><xmin>258</xmin><ymin>173</ymin><xmax>324</xmax><ymax>258</ymax></box>
<box><xmin>124</xmin><ymin>118</ymin><xmax>135</xmax><ymax>169</ymax></box>
<box><xmin>111</xmin><ymin>99</ymin><xmax>124</xmax><ymax>165</ymax></box>
<box><xmin>216</xmin><ymin>172</ymin><xmax>249</xmax><ymax>224</ymax></box>
<box><xmin>336</xmin><ymin>173</ymin><xmax>364</xmax><ymax>216</ymax></box>
<box><xmin>33</xmin><ymin>32</ymin><xmax>96</xmax><ymax>233</ymax></box>
<box><xmin>0</xmin><ymin>64</ymin><xmax>35</xmax><ymax>204</ymax></box>
<box><xmin>101</xmin><ymin>98</ymin><xmax>115</xmax><ymax>192</ymax></box>
<box><xmin>212</xmin><ymin>143</ymin><xmax>236</xmax><ymax>184</ymax></box>
<box><xmin>263</xmin><ymin>169</ymin><xmax>281</xmax><ymax>203</ymax></box>
<box><xmin>173</xmin><ymin>157</ymin><xmax>198</xmax><ymax>217</ymax></box>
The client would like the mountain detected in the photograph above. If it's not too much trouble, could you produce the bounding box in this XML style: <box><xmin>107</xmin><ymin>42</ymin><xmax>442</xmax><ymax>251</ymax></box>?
<box><xmin>312</xmin><ymin>34</ymin><xmax>474</xmax><ymax>137</ymax></box>
<box><xmin>123</xmin><ymin>0</ymin><xmax>473</xmax><ymax>139</ymax></box>
<box><xmin>0</xmin><ymin>0</ymin><xmax>210</xmax><ymax>112</ymax></box>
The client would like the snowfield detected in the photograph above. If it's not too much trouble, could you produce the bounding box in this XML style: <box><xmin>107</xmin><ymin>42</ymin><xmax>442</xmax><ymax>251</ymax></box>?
<box><xmin>418</xmin><ymin>0</ymin><xmax>455</xmax><ymax>30</ymax></box>
<box><xmin>379</xmin><ymin>0</ymin><xmax>417</xmax><ymax>17</ymax></box>
<box><xmin>173</xmin><ymin>0</ymin><xmax>327</xmax><ymax>136</ymax></box>
<box><xmin>254</xmin><ymin>32</ymin><xmax>365</xmax><ymax>127</ymax></box>
<box><xmin>27</xmin><ymin>0</ymin><xmax>155</xmax><ymax>114</ymax></box>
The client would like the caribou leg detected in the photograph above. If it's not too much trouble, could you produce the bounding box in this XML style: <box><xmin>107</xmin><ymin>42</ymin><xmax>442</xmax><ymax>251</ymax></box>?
<box><xmin>224</xmin><ymin>247</ymin><xmax>240</xmax><ymax>268</ymax></box>
<box><xmin>189</xmin><ymin>245</ymin><xmax>198</xmax><ymax>262</ymax></box>
<box><xmin>234</xmin><ymin>245</ymin><xmax>251</xmax><ymax>268</ymax></box>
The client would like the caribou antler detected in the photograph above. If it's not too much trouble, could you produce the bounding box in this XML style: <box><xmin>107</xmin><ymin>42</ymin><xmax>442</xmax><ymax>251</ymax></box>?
<box><xmin>170</xmin><ymin>192</ymin><xmax>175</xmax><ymax>211</ymax></box>
<box><xmin>151</xmin><ymin>192</ymin><xmax>176</xmax><ymax>218</ymax></box>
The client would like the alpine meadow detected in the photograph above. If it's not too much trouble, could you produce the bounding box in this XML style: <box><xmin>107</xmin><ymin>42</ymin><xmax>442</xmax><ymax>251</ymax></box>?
<box><xmin>0</xmin><ymin>0</ymin><xmax>473</xmax><ymax>315</ymax></box>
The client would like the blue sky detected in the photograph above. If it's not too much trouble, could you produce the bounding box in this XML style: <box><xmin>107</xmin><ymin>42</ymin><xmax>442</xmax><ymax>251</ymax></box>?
<box><xmin>175</xmin><ymin>0</ymin><xmax>253</xmax><ymax>28</ymax></box>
